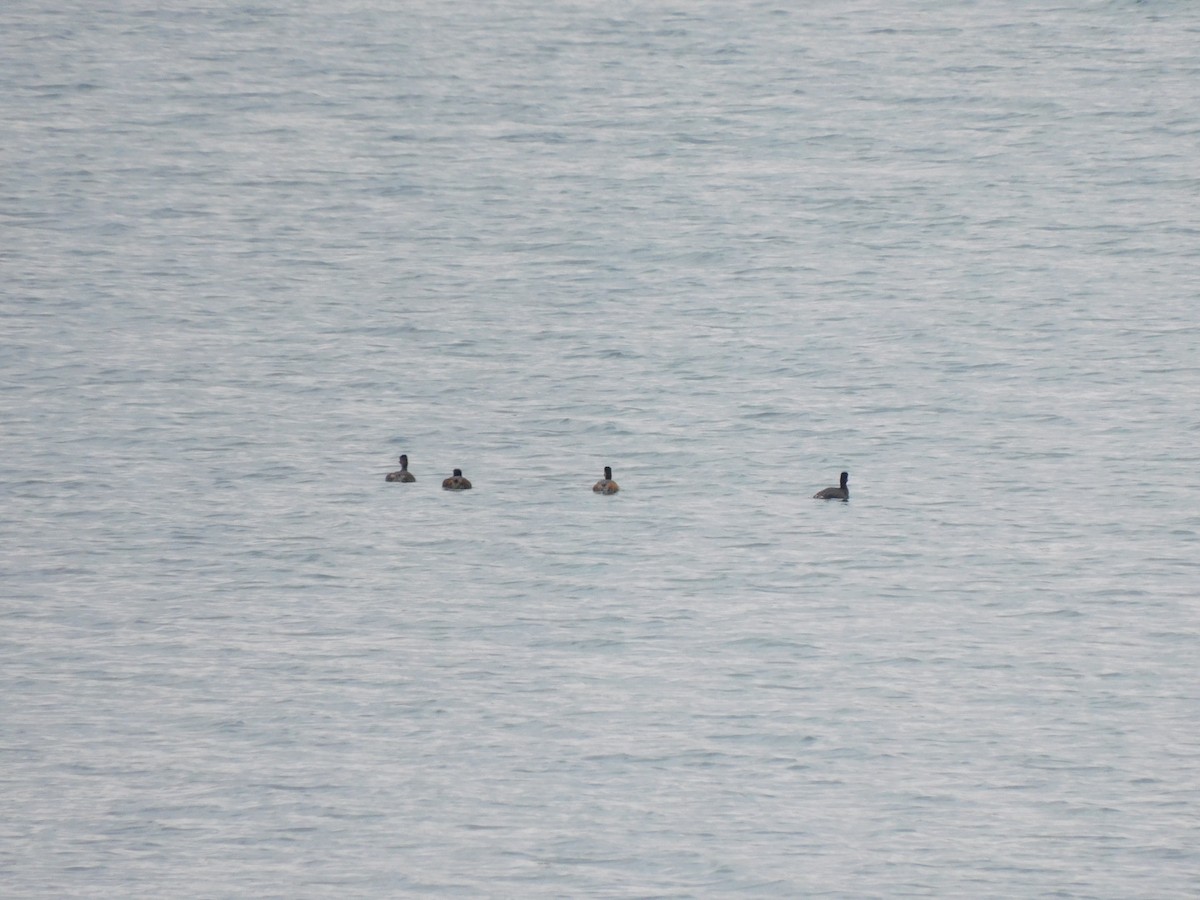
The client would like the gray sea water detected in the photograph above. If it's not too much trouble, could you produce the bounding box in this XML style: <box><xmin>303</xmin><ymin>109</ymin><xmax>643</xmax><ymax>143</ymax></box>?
<box><xmin>4</xmin><ymin>1</ymin><xmax>1200</xmax><ymax>896</ymax></box>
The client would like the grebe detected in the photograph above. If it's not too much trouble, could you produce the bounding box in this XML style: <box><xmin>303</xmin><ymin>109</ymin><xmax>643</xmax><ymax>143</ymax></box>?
<box><xmin>813</xmin><ymin>471</ymin><xmax>849</xmax><ymax>500</ymax></box>
<box><xmin>385</xmin><ymin>454</ymin><xmax>415</xmax><ymax>483</ymax></box>
<box><xmin>442</xmin><ymin>468</ymin><xmax>472</xmax><ymax>490</ymax></box>
<box><xmin>592</xmin><ymin>466</ymin><xmax>619</xmax><ymax>495</ymax></box>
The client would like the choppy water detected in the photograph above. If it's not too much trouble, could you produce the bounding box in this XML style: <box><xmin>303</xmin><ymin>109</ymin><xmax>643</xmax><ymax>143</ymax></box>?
<box><xmin>4</xmin><ymin>1</ymin><xmax>1200</xmax><ymax>896</ymax></box>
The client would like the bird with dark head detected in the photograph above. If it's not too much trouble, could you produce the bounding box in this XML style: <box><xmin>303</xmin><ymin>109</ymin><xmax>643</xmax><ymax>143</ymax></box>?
<box><xmin>592</xmin><ymin>466</ymin><xmax>619</xmax><ymax>495</ymax></box>
<box><xmin>813</xmin><ymin>471</ymin><xmax>849</xmax><ymax>500</ymax></box>
<box><xmin>385</xmin><ymin>453</ymin><xmax>415</xmax><ymax>483</ymax></box>
<box><xmin>442</xmin><ymin>468</ymin><xmax>472</xmax><ymax>490</ymax></box>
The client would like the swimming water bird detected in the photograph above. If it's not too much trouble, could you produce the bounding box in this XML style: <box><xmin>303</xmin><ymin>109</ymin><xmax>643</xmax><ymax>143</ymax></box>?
<box><xmin>813</xmin><ymin>471</ymin><xmax>849</xmax><ymax>500</ymax></box>
<box><xmin>592</xmin><ymin>466</ymin><xmax>619</xmax><ymax>495</ymax></box>
<box><xmin>385</xmin><ymin>454</ymin><xmax>415</xmax><ymax>483</ymax></box>
<box><xmin>442</xmin><ymin>468</ymin><xmax>472</xmax><ymax>490</ymax></box>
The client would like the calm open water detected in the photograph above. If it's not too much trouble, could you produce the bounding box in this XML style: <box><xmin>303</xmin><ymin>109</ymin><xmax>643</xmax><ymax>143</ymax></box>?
<box><xmin>3</xmin><ymin>1</ymin><xmax>1200</xmax><ymax>896</ymax></box>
